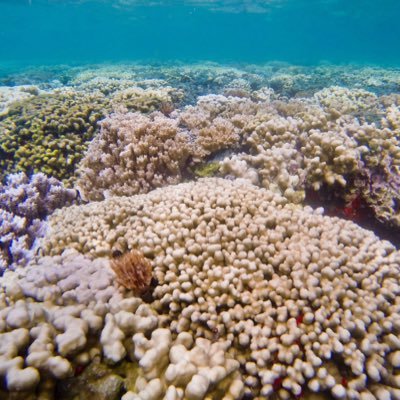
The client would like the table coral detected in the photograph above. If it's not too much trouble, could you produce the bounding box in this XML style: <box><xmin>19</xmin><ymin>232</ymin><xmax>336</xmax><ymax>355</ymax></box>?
<box><xmin>37</xmin><ymin>177</ymin><xmax>400</xmax><ymax>399</ymax></box>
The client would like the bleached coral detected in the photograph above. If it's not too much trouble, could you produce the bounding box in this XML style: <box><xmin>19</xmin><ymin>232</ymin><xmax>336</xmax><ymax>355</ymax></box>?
<box><xmin>0</xmin><ymin>249</ymin><xmax>156</xmax><ymax>389</ymax></box>
<box><xmin>39</xmin><ymin>178</ymin><xmax>400</xmax><ymax>399</ymax></box>
<box><xmin>300</xmin><ymin>122</ymin><xmax>363</xmax><ymax>190</ymax></box>
<box><xmin>349</xmin><ymin>106</ymin><xmax>400</xmax><ymax>226</ymax></box>
<box><xmin>76</xmin><ymin>111</ymin><xmax>191</xmax><ymax>201</ymax></box>
<box><xmin>314</xmin><ymin>86</ymin><xmax>380</xmax><ymax>117</ymax></box>
<box><xmin>125</xmin><ymin>329</ymin><xmax>243</xmax><ymax>400</ymax></box>
<box><xmin>74</xmin><ymin>86</ymin><xmax>400</xmax><ymax>226</ymax></box>
<box><xmin>111</xmin><ymin>86</ymin><xmax>184</xmax><ymax>113</ymax></box>
<box><xmin>221</xmin><ymin>145</ymin><xmax>305</xmax><ymax>203</ymax></box>
<box><xmin>76</xmin><ymin>95</ymin><xmax>257</xmax><ymax>202</ymax></box>
<box><xmin>0</xmin><ymin>85</ymin><xmax>40</xmax><ymax>116</ymax></box>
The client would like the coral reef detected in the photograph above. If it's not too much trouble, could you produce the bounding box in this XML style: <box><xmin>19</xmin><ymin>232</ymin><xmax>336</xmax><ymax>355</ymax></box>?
<box><xmin>76</xmin><ymin>93</ymin><xmax>267</xmax><ymax>201</ymax></box>
<box><xmin>314</xmin><ymin>86</ymin><xmax>380</xmax><ymax>117</ymax></box>
<box><xmin>76</xmin><ymin>112</ymin><xmax>191</xmax><ymax>201</ymax></box>
<box><xmin>0</xmin><ymin>89</ymin><xmax>110</xmax><ymax>184</ymax></box>
<box><xmin>0</xmin><ymin>85</ymin><xmax>40</xmax><ymax>116</ymax></box>
<box><xmin>111</xmin><ymin>86</ymin><xmax>184</xmax><ymax>113</ymax></box>
<box><xmin>0</xmin><ymin>249</ymin><xmax>152</xmax><ymax>394</ymax></box>
<box><xmin>177</xmin><ymin>94</ymin><xmax>252</xmax><ymax>161</ymax></box>
<box><xmin>124</xmin><ymin>329</ymin><xmax>243</xmax><ymax>400</ymax></box>
<box><xmin>0</xmin><ymin>62</ymin><xmax>400</xmax><ymax>400</ymax></box>
<box><xmin>0</xmin><ymin>173</ymin><xmax>77</xmax><ymax>270</ymax></box>
<box><xmin>74</xmin><ymin>86</ymin><xmax>400</xmax><ymax>226</ymax></box>
<box><xmin>35</xmin><ymin>178</ymin><xmax>400</xmax><ymax>399</ymax></box>
<box><xmin>0</xmin><ymin>245</ymin><xmax>238</xmax><ymax>399</ymax></box>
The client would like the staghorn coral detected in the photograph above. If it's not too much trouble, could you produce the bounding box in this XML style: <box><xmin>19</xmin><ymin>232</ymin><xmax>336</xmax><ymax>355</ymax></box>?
<box><xmin>110</xmin><ymin>250</ymin><xmax>152</xmax><ymax>294</ymax></box>
<box><xmin>38</xmin><ymin>177</ymin><xmax>400</xmax><ymax>399</ymax></box>
<box><xmin>0</xmin><ymin>89</ymin><xmax>110</xmax><ymax>184</ymax></box>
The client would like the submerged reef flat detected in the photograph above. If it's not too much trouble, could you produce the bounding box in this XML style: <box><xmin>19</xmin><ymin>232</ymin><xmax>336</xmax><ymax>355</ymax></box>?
<box><xmin>0</xmin><ymin>62</ymin><xmax>400</xmax><ymax>400</ymax></box>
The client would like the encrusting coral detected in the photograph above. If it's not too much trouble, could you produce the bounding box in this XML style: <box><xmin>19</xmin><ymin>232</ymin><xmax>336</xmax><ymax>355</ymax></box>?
<box><xmin>33</xmin><ymin>177</ymin><xmax>400</xmax><ymax>399</ymax></box>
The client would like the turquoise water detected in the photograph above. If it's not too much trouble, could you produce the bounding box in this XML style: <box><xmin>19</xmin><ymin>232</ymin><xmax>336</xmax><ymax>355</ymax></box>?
<box><xmin>1</xmin><ymin>0</ymin><xmax>400</xmax><ymax>67</ymax></box>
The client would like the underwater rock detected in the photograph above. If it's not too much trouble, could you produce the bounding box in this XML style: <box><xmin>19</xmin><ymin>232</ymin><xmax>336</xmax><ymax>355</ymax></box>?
<box><xmin>56</xmin><ymin>358</ymin><xmax>126</xmax><ymax>400</ymax></box>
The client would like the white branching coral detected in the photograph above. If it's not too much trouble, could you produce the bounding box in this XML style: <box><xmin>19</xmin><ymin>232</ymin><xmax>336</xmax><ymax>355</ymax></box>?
<box><xmin>111</xmin><ymin>86</ymin><xmax>184</xmax><ymax>113</ymax></box>
<box><xmin>314</xmin><ymin>86</ymin><xmax>380</xmax><ymax>116</ymax></box>
<box><xmin>76</xmin><ymin>111</ymin><xmax>191</xmax><ymax>201</ymax></box>
<box><xmin>39</xmin><ymin>178</ymin><xmax>400</xmax><ymax>399</ymax></box>
<box><xmin>124</xmin><ymin>329</ymin><xmax>243</xmax><ymax>400</ymax></box>
<box><xmin>0</xmin><ymin>249</ymin><xmax>160</xmax><ymax>392</ymax></box>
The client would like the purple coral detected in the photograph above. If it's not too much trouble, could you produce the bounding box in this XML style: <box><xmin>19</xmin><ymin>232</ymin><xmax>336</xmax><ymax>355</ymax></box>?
<box><xmin>0</xmin><ymin>173</ymin><xmax>77</xmax><ymax>271</ymax></box>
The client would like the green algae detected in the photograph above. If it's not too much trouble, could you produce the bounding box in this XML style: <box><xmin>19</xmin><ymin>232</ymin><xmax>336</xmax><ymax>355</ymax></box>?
<box><xmin>192</xmin><ymin>161</ymin><xmax>221</xmax><ymax>177</ymax></box>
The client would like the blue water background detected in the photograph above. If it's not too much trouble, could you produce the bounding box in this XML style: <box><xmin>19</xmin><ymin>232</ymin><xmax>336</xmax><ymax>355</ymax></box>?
<box><xmin>0</xmin><ymin>0</ymin><xmax>400</xmax><ymax>69</ymax></box>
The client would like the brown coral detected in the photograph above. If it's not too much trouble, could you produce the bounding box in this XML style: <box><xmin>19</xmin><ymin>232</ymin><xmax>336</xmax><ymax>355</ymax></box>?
<box><xmin>110</xmin><ymin>250</ymin><xmax>152</xmax><ymax>294</ymax></box>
